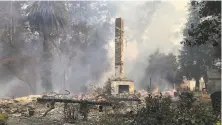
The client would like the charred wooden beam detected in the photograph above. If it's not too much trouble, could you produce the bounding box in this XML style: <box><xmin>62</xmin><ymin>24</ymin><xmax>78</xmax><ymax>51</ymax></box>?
<box><xmin>106</xmin><ymin>97</ymin><xmax>141</xmax><ymax>102</ymax></box>
<box><xmin>37</xmin><ymin>97</ymin><xmax>113</xmax><ymax>106</ymax></box>
<box><xmin>37</xmin><ymin>97</ymin><xmax>141</xmax><ymax>105</ymax></box>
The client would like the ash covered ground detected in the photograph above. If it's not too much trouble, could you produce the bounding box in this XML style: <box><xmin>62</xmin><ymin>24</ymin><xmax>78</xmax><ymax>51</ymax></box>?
<box><xmin>0</xmin><ymin>90</ymin><xmax>149</xmax><ymax>125</ymax></box>
<box><xmin>0</xmin><ymin>89</ymin><xmax>214</xmax><ymax>125</ymax></box>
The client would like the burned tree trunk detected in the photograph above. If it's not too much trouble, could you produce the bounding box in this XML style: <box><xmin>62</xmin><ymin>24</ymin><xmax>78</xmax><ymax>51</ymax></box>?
<box><xmin>195</xmin><ymin>78</ymin><xmax>200</xmax><ymax>91</ymax></box>
<box><xmin>40</xmin><ymin>37</ymin><xmax>53</xmax><ymax>92</ymax></box>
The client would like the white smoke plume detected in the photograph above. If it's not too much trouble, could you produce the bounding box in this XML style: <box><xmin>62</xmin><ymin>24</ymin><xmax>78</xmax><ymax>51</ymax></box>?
<box><xmin>120</xmin><ymin>1</ymin><xmax>188</xmax><ymax>89</ymax></box>
<box><xmin>0</xmin><ymin>1</ymin><xmax>188</xmax><ymax>97</ymax></box>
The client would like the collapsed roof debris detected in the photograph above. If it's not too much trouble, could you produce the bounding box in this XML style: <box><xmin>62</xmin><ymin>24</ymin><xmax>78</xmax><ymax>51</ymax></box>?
<box><xmin>0</xmin><ymin>89</ymin><xmax>147</xmax><ymax>125</ymax></box>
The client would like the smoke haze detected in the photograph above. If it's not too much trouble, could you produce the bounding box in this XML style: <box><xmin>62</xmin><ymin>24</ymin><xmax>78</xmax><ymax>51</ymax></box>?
<box><xmin>0</xmin><ymin>1</ymin><xmax>188</xmax><ymax>97</ymax></box>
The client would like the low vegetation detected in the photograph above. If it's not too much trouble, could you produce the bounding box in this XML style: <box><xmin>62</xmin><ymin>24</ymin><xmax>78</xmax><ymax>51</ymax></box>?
<box><xmin>92</xmin><ymin>92</ymin><xmax>220</xmax><ymax>125</ymax></box>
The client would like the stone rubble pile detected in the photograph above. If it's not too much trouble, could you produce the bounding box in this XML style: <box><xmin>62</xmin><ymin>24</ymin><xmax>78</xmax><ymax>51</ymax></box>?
<box><xmin>0</xmin><ymin>95</ymin><xmax>41</xmax><ymax>117</ymax></box>
<box><xmin>0</xmin><ymin>90</ymin><xmax>150</xmax><ymax>125</ymax></box>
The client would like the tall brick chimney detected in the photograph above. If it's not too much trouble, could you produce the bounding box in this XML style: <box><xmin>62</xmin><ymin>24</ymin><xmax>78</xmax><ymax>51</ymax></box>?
<box><xmin>115</xmin><ymin>18</ymin><xmax>124</xmax><ymax>79</ymax></box>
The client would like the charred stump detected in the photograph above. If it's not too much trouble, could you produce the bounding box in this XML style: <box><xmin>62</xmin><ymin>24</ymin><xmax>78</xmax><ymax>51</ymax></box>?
<box><xmin>210</xmin><ymin>91</ymin><xmax>221</xmax><ymax>115</ymax></box>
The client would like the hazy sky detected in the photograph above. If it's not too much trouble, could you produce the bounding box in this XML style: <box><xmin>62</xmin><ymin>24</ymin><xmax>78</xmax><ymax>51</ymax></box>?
<box><xmin>106</xmin><ymin>0</ymin><xmax>189</xmax><ymax>88</ymax></box>
<box><xmin>0</xmin><ymin>1</ymin><xmax>190</xmax><ymax>97</ymax></box>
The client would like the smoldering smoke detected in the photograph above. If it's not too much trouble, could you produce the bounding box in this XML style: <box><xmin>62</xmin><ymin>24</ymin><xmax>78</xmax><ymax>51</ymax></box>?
<box><xmin>0</xmin><ymin>1</ymin><xmax>187</xmax><ymax>97</ymax></box>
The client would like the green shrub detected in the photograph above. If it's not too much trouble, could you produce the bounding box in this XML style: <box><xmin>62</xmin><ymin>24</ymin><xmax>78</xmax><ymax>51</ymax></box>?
<box><xmin>131</xmin><ymin>92</ymin><xmax>219</xmax><ymax>125</ymax></box>
<box><xmin>81</xmin><ymin>92</ymin><xmax>219</xmax><ymax>125</ymax></box>
<box><xmin>178</xmin><ymin>92</ymin><xmax>196</xmax><ymax>109</ymax></box>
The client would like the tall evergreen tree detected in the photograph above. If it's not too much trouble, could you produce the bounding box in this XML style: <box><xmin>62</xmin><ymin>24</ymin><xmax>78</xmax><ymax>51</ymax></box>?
<box><xmin>182</xmin><ymin>1</ymin><xmax>221</xmax><ymax>60</ymax></box>
<box><xmin>179</xmin><ymin>1</ymin><xmax>218</xmax><ymax>89</ymax></box>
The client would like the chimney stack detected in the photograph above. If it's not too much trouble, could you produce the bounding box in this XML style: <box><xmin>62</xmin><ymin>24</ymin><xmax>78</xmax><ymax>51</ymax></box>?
<box><xmin>115</xmin><ymin>18</ymin><xmax>124</xmax><ymax>79</ymax></box>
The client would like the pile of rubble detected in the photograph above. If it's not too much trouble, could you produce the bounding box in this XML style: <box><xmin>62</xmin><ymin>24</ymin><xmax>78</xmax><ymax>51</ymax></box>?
<box><xmin>0</xmin><ymin>95</ymin><xmax>66</xmax><ymax>124</ymax></box>
<box><xmin>0</xmin><ymin>89</ymin><xmax>150</xmax><ymax>125</ymax></box>
<box><xmin>0</xmin><ymin>95</ymin><xmax>41</xmax><ymax>117</ymax></box>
